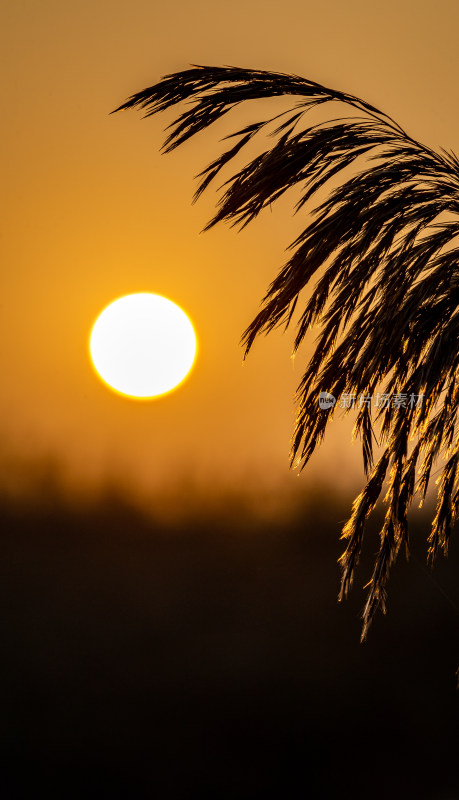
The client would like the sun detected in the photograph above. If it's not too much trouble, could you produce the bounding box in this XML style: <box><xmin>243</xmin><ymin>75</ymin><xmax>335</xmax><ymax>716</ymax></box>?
<box><xmin>89</xmin><ymin>293</ymin><xmax>197</xmax><ymax>399</ymax></box>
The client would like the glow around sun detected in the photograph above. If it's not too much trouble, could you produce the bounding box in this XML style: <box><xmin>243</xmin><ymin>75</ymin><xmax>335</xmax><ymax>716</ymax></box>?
<box><xmin>89</xmin><ymin>293</ymin><xmax>197</xmax><ymax>399</ymax></box>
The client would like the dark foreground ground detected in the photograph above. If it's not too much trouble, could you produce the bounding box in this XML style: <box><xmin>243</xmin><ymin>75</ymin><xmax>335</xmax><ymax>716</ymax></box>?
<box><xmin>0</xmin><ymin>485</ymin><xmax>457</xmax><ymax>799</ymax></box>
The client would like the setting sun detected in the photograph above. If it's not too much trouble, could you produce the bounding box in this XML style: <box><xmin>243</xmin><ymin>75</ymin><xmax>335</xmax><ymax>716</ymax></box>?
<box><xmin>89</xmin><ymin>293</ymin><xmax>197</xmax><ymax>399</ymax></box>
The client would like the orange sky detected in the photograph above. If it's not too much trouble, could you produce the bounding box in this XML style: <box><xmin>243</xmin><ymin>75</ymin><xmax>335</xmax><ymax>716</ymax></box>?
<box><xmin>1</xmin><ymin>0</ymin><xmax>458</xmax><ymax>513</ymax></box>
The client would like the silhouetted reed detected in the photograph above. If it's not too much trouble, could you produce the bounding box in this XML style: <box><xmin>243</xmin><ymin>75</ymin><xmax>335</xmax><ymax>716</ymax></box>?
<box><xmin>114</xmin><ymin>65</ymin><xmax>458</xmax><ymax>638</ymax></box>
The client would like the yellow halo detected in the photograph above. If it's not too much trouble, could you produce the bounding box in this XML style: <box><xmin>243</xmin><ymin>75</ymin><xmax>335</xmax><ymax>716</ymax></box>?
<box><xmin>89</xmin><ymin>293</ymin><xmax>197</xmax><ymax>399</ymax></box>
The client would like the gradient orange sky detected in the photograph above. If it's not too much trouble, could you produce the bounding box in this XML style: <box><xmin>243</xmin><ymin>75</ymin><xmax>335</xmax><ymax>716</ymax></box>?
<box><xmin>2</xmin><ymin>1</ymin><xmax>459</xmax><ymax>512</ymax></box>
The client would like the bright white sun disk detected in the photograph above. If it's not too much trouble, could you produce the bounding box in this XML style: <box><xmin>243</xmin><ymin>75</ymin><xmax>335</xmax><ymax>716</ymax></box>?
<box><xmin>89</xmin><ymin>293</ymin><xmax>197</xmax><ymax>398</ymax></box>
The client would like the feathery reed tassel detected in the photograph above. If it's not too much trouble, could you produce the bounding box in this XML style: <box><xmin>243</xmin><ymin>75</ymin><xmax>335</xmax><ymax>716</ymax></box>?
<box><xmin>113</xmin><ymin>65</ymin><xmax>459</xmax><ymax>638</ymax></box>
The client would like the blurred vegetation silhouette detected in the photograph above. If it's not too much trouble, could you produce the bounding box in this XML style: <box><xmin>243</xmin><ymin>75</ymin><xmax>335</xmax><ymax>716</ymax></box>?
<box><xmin>0</xmin><ymin>474</ymin><xmax>458</xmax><ymax>796</ymax></box>
<box><xmin>113</xmin><ymin>65</ymin><xmax>458</xmax><ymax>639</ymax></box>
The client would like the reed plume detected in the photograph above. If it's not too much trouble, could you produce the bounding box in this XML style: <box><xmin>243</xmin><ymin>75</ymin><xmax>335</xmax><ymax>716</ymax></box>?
<box><xmin>113</xmin><ymin>65</ymin><xmax>459</xmax><ymax>639</ymax></box>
